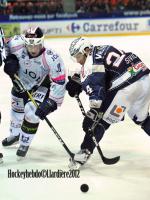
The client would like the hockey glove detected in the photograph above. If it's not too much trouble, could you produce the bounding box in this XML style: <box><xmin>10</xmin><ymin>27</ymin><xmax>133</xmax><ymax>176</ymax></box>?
<box><xmin>66</xmin><ymin>74</ymin><xmax>82</xmax><ymax>97</ymax></box>
<box><xmin>35</xmin><ymin>98</ymin><xmax>57</xmax><ymax>120</ymax></box>
<box><xmin>12</xmin><ymin>78</ymin><xmax>24</xmax><ymax>93</ymax></box>
<box><xmin>4</xmin><ymin>54</ymin><xmax>19</xmax><ymax>79</ymax></box>
<box><xmin>82</xmin><ymin>108</ymin><xmax>103</xmax><ymax>133</ymax></box>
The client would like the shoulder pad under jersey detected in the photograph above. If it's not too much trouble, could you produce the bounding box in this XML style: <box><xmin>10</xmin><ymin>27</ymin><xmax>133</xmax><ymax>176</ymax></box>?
<box><xmin>93</xmin><ymin>45</ymin><xmax>110</xmax><ymax>64</ymax></box>
<box><xmin>7</xmin><ymin>35</ymin><xmax>24</xmax><ymax>53</ymax></box>
<box><xmin>44</xmin><ymin>48</ymin><xmax>61</xmax><ymax>64</ymax></box>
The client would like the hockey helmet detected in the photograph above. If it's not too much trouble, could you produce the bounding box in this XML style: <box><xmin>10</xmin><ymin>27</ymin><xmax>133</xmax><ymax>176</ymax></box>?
<box><xmin>24</xmin><ymin>26</ymin><xmax>44</xmax><ymax>47</ymax></box>
<box><xmin>69</xmin><ymin>37</ymin><xmax>93</xmax><ymax>58</ymax></box>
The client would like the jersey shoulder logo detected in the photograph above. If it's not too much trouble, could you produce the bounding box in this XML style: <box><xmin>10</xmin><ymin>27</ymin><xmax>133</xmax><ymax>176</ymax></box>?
<box><xmin>95</xmin><ymin>53</ymin><xmax>102</xmax><ymax>60</ymax></box>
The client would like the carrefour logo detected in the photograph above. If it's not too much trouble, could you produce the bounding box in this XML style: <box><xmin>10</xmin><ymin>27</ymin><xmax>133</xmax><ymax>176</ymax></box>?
<box><xmin>67</xmin><ymin>21</ymin><xmax>139</xmax><ymax>34</ymax></box>
<box><xmin>66</xmin><ymin>23</ymin><xmax>80</xmax><ymax>33</ymax></box>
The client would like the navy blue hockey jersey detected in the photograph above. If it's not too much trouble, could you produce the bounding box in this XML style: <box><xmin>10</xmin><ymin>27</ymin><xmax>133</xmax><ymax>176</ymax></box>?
<box><xmin>82</xmin><ymin>45</ymin><xmax>150</xmax><ymax>102</ymax></box>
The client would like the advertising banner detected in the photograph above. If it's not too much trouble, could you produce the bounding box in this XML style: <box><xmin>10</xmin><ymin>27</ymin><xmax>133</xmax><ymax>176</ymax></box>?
<box><xmin>0</xmin><ymin>23</ymin><xmax>20</xmax><ymax>37</ymax></box>
<box><xmin>19</xmin><ymin>17</ymin><xmax>150</xmax><ymax>37</ymax></box>
<box><xmin>1</xmin><ymin>17</ymin><xmax>150</xmax><ymax>38</ymax></box>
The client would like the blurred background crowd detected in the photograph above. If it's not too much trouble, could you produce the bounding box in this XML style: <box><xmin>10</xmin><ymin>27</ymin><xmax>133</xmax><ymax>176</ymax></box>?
<box><xmin>76</xmin><ymin>0</ymin><xmax>150</xmax><ymax>14</ymax></box>
<box><xmin>0</xmin><ymin>0</ymin><xmax>150</xmax><ymax>15</ymax></box>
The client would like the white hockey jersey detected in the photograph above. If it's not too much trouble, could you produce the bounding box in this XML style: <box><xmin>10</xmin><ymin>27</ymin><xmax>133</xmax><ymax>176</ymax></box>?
<box><xmin>7</xmin><ymin>35</ymin><xmax>66</xmax><ymax>106</ymax></box>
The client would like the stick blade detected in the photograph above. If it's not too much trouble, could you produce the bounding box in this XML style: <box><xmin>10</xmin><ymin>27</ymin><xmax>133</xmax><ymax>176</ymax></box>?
<box><xmin>102</xmin><ymin>155</ymin><xmax>120</xmax><ymax>165</ymax></box>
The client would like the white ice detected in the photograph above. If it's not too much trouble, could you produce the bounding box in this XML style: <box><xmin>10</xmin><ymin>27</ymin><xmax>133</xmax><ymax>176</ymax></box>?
<box><xmin>0</xmin><ymin>35</ymin><xmax>150</xmax><ymax>200</ymax></box>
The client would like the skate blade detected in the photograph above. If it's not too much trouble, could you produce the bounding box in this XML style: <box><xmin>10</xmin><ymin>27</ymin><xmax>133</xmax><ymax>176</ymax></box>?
<box><xmin>3</xmin><ymin>141</ymin><xmax>19</xmax><ymax>148</ymax></box>
<box><xmin>68</xmin><ymin>162</ymin><xmax>81</xmax><ymax>170</ymax></box>
<box><xmin>16</xmin><ymin>156</ymin><xmax>25</xmax><ymax>161</ymax></box>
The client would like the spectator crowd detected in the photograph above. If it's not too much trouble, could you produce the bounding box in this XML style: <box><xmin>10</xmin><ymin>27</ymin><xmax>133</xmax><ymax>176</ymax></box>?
<box><xmin>76</xmin><ymin>0</ymin><xmax>150</xmax><ymax>14</ymax></box>
<box><xmin>0</xmin><ymin>0</ymin><xmax>150</xmax><ymax>15</ymax></box>
<box><xmin>0</xmin><ymin>0</ymin><xmax>64</xmax><ymax>15</ymax></box>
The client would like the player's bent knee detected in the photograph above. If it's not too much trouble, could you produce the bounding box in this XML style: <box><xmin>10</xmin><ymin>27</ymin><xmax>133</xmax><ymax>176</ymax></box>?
<box><xmin>141</xmin><ymin>116</ymin><xmax>150</xmax><ymax>136</ymax></box>
<box><xmin>132</xmin><ymin>115</ymin><xmax>142</xmax><ymax>125</ymax></box>
<box><xmin>24</xmin><ymin>101</ymin><xmax>40</xmax><ymax>123</ymax></box>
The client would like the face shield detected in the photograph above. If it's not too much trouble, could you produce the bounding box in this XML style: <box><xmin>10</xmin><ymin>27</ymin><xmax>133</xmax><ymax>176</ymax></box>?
<box><xmin>23</xmin><ymin>29</ymin><xmax>44</xmax><ymax>57</ymax></box>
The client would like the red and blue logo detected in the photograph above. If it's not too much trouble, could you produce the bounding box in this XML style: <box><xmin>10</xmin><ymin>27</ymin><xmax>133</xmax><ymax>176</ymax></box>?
<box><xmin>67</xmin><ymin>23</ymin><xmax>80</xmax><ymax>33</ymax></box>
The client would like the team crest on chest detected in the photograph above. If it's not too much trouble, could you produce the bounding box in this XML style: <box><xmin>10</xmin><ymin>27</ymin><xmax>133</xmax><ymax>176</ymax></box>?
<box><xmin>24</xmin><ymin>60</ymin><xmax>31</xmax><ymax>67</ymax></box>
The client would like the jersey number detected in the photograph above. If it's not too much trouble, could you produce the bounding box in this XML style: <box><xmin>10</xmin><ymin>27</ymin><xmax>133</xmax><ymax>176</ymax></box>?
<box><xmin>106</xmin><ymin>52</ymin><xmax>125</xmax><ymax>68</ymax></box>
<box><xmin>86</xmin><ymin>85</ymin><xmax>93</xmax><ymax>95</ymax></box>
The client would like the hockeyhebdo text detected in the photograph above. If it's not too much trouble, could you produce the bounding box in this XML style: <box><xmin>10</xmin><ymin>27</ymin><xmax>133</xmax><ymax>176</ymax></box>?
<box><xmin>7</xmin><ymin>169</ymin><xmax>80</xmax><ymax>179</ymax></box>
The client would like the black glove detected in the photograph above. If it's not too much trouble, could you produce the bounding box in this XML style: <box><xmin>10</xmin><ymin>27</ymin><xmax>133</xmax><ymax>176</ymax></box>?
<box><xmin>82</xmin><ymin>108</ymin><xmax>103</xmax><ymax>133</ymax></box>
<box><xmin>12</xmin><ymin>78</ymin><xmax>24</xmax><ymax>93</ymax></box>
<box><xmin>66</xmin><ymin>74</ymin><xmax>82</xmax><ymax>97</ymax></box>
<box><xmin>35</xmin><ymin>98</ymin><xmax>57</xmax><ymax>120</ymax></box>
<box><xmin>4</xmin><ymin>54</ymin><xmax>19</xmax><ymax>79</ymax></box>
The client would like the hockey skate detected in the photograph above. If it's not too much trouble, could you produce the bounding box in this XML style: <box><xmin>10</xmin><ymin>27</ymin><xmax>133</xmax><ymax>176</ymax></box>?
<box><xmin>0</xmin><ymin>153</ymin><xmax>3</xmax><ymax>164</ymax></box>
<box><xmin>2</xmin><ymin>135</ymin><xmax>19</xmax><ymax>146</ymax></box>
<box><xmin>68</xmin><ymin>149</ymin><xmax>91</xmax><ymax>170</ymax></box>
<box><xmin>16</xmin><ymin>145</ymin><xmax>29</xmax><ymax>159</ymax></box>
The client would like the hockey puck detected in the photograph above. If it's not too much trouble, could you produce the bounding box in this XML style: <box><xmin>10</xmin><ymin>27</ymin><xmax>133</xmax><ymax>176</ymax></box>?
<box><xmin>0</xmin><ymin>153</ymin><xmax>3</xmax><ymax>158</ymax></box>
<box><xmin>80</xmin><ymin>184</ymin><xmax>89</xmax><ymax>193</ymax></box>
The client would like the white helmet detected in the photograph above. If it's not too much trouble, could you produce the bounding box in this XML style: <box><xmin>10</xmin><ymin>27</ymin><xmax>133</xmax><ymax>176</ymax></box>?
<box><xmin>23</xmin><ymin>26</ymin><xmax>44</xmax><ymax>47</ymax></box>
<box><xmin>69</xmin><ymin>37</ymin><xmax>93</xmax><ymax>57</ymax></box>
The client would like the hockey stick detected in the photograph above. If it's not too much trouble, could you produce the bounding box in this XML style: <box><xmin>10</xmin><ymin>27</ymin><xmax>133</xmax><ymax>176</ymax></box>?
<box><xmin>75</xmin><ymin>95</ymin><xmax>120</xmax><ymax>165</ymax></box>
<box><xmin>14</xmin><ymin>74</ymin><xmax>74</xmax><ymax>160</ymax></box>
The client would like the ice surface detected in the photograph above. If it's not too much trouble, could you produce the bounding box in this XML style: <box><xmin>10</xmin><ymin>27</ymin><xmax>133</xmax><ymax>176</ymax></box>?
<box><xmin>0</xmin><ymin>35</ymin><xmax>150</xmax><ymax>200</ymax></box>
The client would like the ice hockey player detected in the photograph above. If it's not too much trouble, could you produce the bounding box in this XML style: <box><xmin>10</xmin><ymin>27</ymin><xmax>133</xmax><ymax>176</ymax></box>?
<box><xmin>0</xmin><ymin>110</ymin><xmax>3</xmax><ymax>162</ymax></box>
<box><xmin>0</xmin><ymin>27</ymin><xmax>5</xmax><ymax>163</ymax></box>
<box><xmin>2</xmin><ymin>26</ymin><xmax>66</xmax><ymax>158</ymax></box>
<box><xmin>66</xmin><ymin>37</ymin><xmax>150</xmax><ymax>169</ymax></box>
<box><xmin>0</xmin><ymin>123</ymin><xmax>2</xmax><ymax>162</ymax></box>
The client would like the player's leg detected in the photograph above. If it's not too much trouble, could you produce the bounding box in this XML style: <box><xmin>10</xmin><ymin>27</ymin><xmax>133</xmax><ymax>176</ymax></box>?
<box><xmin>69</xmin><ymin>91</ymin><xmax>119</xmax><ymax>169</ymax></box>
<box><xmin>128</xmin><ymin>75</ymin><xmax>150</xmax><ymax>135</ymax></box>
<box><xmin>129</xmin><ymin>107</ymin><xmax>150</xmax><ymax>135</ymax></box>
<box><xmin>69</xmin><ymin>119</ymin><xmax>110</xmax><ymax>168</ymax></box>
<box><xmin>16</xmin><ymin>86</ymin><xmax>49</xmax><ymax>158</ymax></box>
<box><xmin>0</xmin><ymin>111</ymin><xmax>3</xmax><ymax>163</ymax></box>
<box><xmin>2</xmin><ymin>89</ymin><xmax>28</xmax><ymax>146</ymax></box>
<box><xmin>69</xmin><ymin>84</ymin><xmax>140</xmax><ymax>168</ymax></box>
<box><xmin>81</xmin><ymin>117</ymin><xmax>110</xmax><ymax>151</ymax></box>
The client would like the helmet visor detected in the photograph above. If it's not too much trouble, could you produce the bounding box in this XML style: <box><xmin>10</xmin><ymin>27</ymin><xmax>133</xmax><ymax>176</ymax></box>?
<box><xmin>24</xmin><ymin>36</ymin><xmax>44</xmax><ymax>46</ymax></box>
